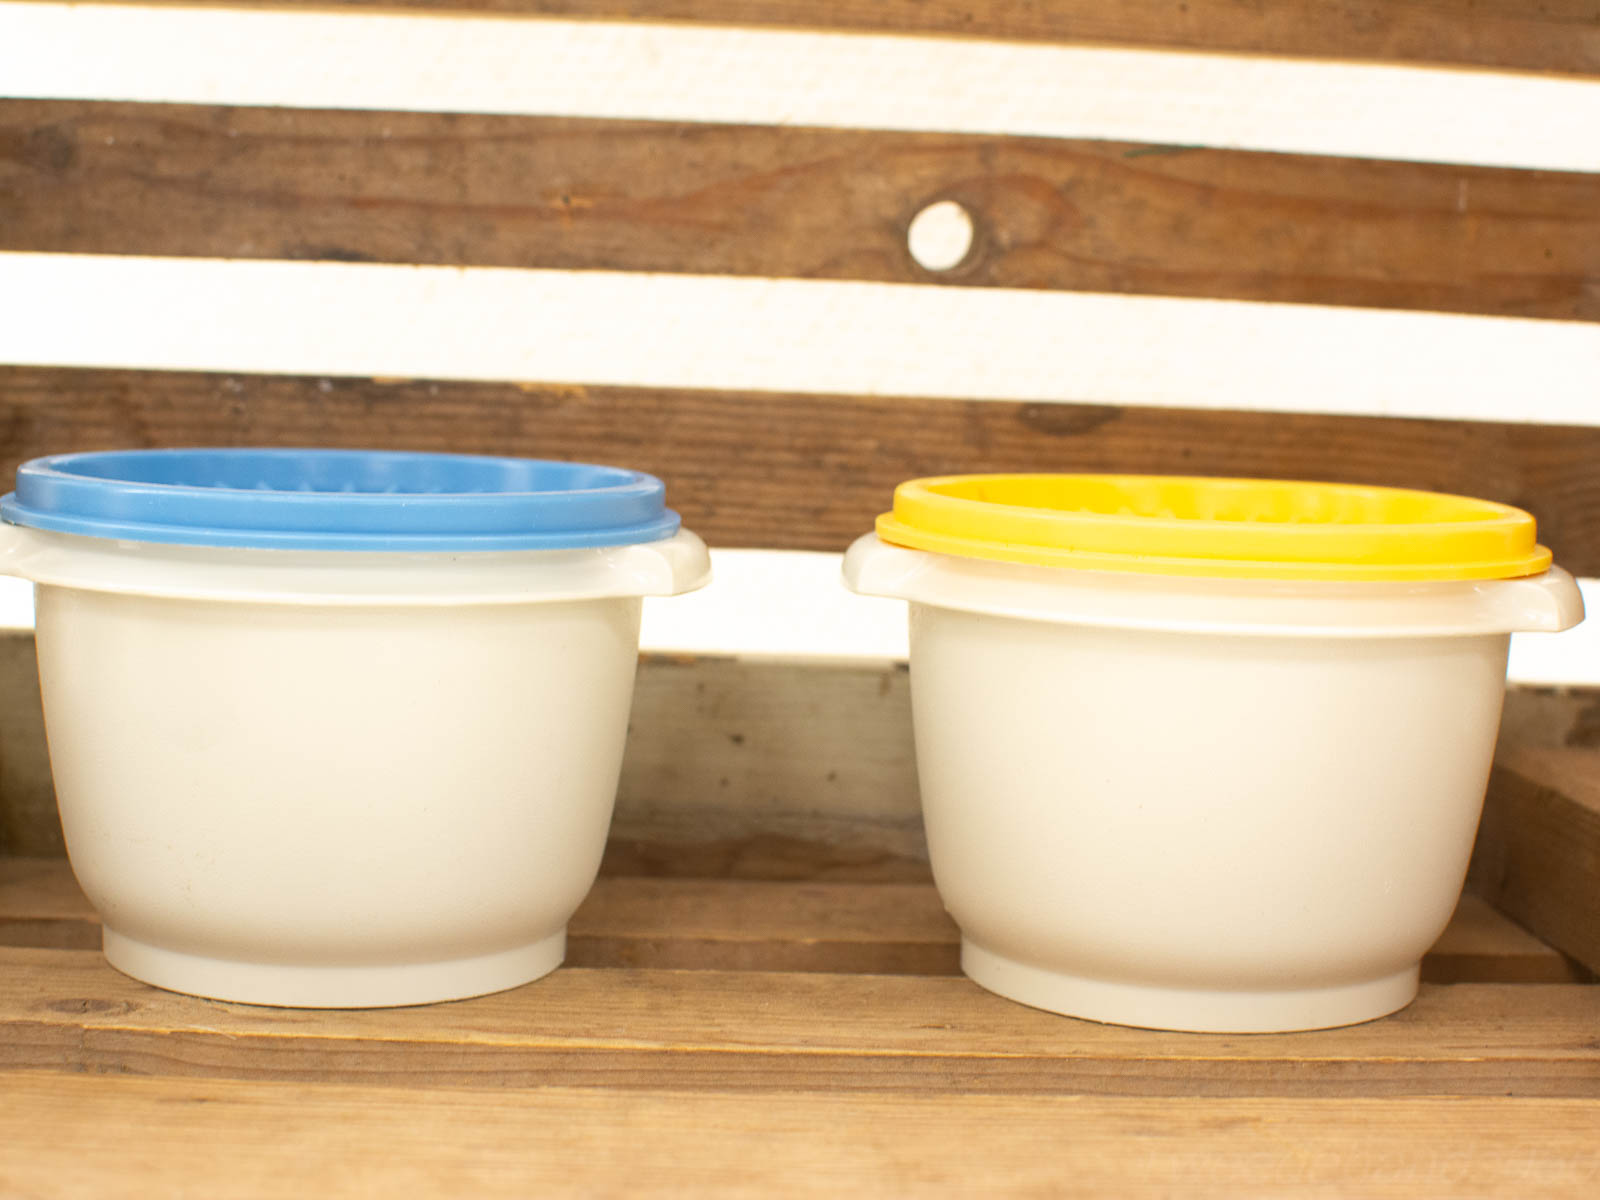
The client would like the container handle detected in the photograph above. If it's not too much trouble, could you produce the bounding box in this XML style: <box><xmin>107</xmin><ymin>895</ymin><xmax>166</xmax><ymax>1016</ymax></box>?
<box><xmin>1480</xmin><ymin>566</ymin><xmax>1585</xmax><ymax>634</ymax></box>
<box><xmin>605</xmin><ymin>528</ymin><xmax>712</xmax><ymax>597</ymax></box>
<box><xmin>842</xmin><ymin>533</ymin><xmax>934</xmax><ymax>601</ymax></box>
<box><xmin>0</xmin><ymin>522</ymin><xmax>32</xmax><ymax>578</ymax></box>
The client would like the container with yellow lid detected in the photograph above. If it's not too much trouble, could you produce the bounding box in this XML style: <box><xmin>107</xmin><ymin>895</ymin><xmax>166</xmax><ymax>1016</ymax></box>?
<box><xmin>844</xmin><ymin>474</ymin><xmax>1582</xmax><ymax>1033</ymax></box>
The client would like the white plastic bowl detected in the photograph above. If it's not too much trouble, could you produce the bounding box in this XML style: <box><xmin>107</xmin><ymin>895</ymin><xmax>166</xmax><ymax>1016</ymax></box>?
<box><xmin>845</xmin><ymin>475</ymin><xmax>1584</xmax><ymax>1032</ymax></box>
<box><xmin>0</xmin><ymin>450</ymin><xmax>709</xmax><ymax>1008</ymax></box>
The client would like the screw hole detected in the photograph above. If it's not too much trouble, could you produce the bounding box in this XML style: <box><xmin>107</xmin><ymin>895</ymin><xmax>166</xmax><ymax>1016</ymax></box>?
<box><xmin>907</xmin><ymin>200</ymin><xmax>974</xmax><ymax>272</ymax></box>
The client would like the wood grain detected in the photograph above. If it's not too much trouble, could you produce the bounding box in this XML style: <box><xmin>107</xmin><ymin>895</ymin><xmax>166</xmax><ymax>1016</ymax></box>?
<box><xmin>2</xmin><ymin>857</ymin><xmax>1581</xmax><ymax>983</ymax></box>
<box><xmin>1470</xmin><ymin>744</ymin><xmax>1600</xmax><ymax>974</ymax></box>
<box><xmin>0</xmin><ymin>857</ymin><xmax>101</xmax><ymax>951</ymax></box>
<box><xmin>609</xmin><ymin>654</ymin><xmax>924</xmax><ymax>881</ymax></box>
<box><xmin>1499</xmin><ymin>685</ymin><xmax>1600</xmax><ymax>751</ymax></box>
<box><xmin>5</xmin><ymin>100</ymin><xmax>1598</xmax><ymax>321</ymax></box>
<box><xmin>0</xmin><ymin>632</ymin><xmax>54</xmax><ymax>858</ymax></box>
<box><xmin>4</xmin><ymin>1072</ymin><xmax>1599</xmax><ymax>1198</ymax></box>
<box><xmin>0</xmin><ymin>633</ymin><xmax>54</xmax><ymax>858</ymax></box>
<box><xmin>123</xmin><ymin>0</ymin><xmax>1600</xmax><ymax>78</ymax></box>
<box><xmin>5</xmin><ymin>368</ymin><xmax>1600</xmax><ymax>575</ymax></box>
<box><xmin>4</xmin><ymin>947</ymin><xmax>1599</xmax><ymax>1095</ymax></box>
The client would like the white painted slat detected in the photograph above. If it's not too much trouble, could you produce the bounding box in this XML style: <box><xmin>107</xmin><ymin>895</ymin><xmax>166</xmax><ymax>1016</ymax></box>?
<box><xmin>0</xmin><ymin>558</ymin><xmax>1590</xmax><ymax>684</ymax></box>
<box><xmin>1</xmin><ymin>3</ymin><xmax>1598</xmax><ymax>172</ymax></box>
<box><xmin>2</xmin><ymin>253</ymin><xmax>1596</xmax><ymax>427</ymax></box>
<box><xmin>632</xmin><ymin>552</ymin><xmax>1600</xmax><ymax>688</ymax></box>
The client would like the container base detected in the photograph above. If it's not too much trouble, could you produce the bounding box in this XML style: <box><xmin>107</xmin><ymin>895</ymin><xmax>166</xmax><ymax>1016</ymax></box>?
<box><xmin>101</xmin><ymin>927</ymin><xmax>567</xmax><ymax>1008</ymax></box>
<box><xmin>961</xmin><ymin>939</ymin><xmax>1420</xmax><ymax>1033</ymax></box>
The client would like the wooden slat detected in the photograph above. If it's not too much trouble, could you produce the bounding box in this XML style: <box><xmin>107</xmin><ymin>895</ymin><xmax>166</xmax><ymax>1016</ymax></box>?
<box><xmin>127</xmin><ymin>0</ymin><xmax>1600</xmax><ymax>79</ymax></box>
<box><xmin>570</xmin><ymin>877</ymin><xmax>956</xmax><ymax>974</ymax></box>
<box><xmin>1418</xmin><ymin>894</ymin><xmax>1585</xmax><ymax>985</ymax></box>
<box><xmin>608</xmin><ymin>654</ymin><xmax>923</xmax><ymax>881</ymax></box>
<box><xmin>5</xmin><ymin>368</ymin><xmax>1600</xmax><ymax>574</ymax></box>
<box><xmin>4</xmin><ymin>947</ymin><xmax>1599</xmax><ymax>1096</ymax></box>
<box><xmin>0</xmin><ymin>858</ymin><xmax>959</xmax><ymax>973</ymax></box>
<box><xmin>4</xmin><ymin>1072</ymin><xmax>1599</xmax><ymax>1198</ymax></box>
<box><xmin>0</xmin><ymin>857</ymin><xmax>100</xmax><ymax>951</ymax></box>
<box><xmin>0</xmin><ymin>632</ymin><xmax>54</xmax><ymax>859</ymax></box>
<box><xmin>1470</xmin><ymin>744</ymin><xmax>1600</xmax><ymax>975</ymax></box>
<box><xmin>1499</xmin><ymin>685</ymin><xmax>1600</xmax><ymax>750</ymax></box>
<box><xmin>5</xmin><ymin>102</ymin><xmax>1598</xmax><ymax>322</ymax></box>
<box><xmin>3</xmin><ymin>858</ymin><xmax>1581</xmax><ymax>983</ymax></box>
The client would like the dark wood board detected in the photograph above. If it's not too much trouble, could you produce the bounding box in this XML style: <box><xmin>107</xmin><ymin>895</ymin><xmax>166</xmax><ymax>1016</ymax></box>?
<box><xmin>4</xmin><ymin>368</ymin><xmax>1598</xmax><ymax>571</ymax></box>
<box><xmin>5</xmin><ymin>101</ymin><xmax>1597</xmax><ymax>321</ymax></box>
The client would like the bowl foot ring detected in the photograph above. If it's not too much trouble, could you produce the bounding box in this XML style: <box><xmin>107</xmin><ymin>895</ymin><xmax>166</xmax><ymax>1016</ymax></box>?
<box><xmin>961</xmin><ymin>938</ymin><xmax>1420</xmax><ymax>1033</ymax></box>
<box><xmin>101</xmin><ymin>926</ymin><xmax>567</xmax><ymax>1008</ymax></box>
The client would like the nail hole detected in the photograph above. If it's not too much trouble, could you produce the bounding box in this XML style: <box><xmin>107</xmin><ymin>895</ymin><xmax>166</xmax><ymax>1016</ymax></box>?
<box><xmin>907</xmin><ymin>200</ymin><xmax>974</xmax><ymax>272</ymax></box>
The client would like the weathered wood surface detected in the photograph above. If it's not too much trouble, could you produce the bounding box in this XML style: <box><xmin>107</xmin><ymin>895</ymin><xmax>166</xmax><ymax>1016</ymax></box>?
<box><xmin>4</xmin><ymin>1072</ymin><xmax>1599</xmax><ymax>1198</ymax></box>
<box><xmin>2</xmin><ymin>858</ymin><xmax>1582</xmax><ymax>983</ymax></box>
<box><xmin>0</xmin><ymin>631</ymin><xmax>53</xmax><ymax>857</ymax></box>
<box><xmin>608</xmin><ymin>654</ymin><xmax>923</xmax><ymax>880</ymax></box>
<box><xmin>122</xmin><ymin>0</ymin><xmax>1600</xmax><ymax>78</ymax></box>
<box><xmin>0</xmin><ymin>856</ymin><xmax>100</xmax><ymax>951</ymax></box>
<box><xmin>5</xmin><ymin>369</ymin><xmax>1600</xmax><ymax>578</ymax></box>
<box><xmin>7</xmin><ymin>101</ymin><xmax>1598</xmax><ymax>320</ymax></box>
<box><xmin>1499</xmin><ymin>686</ymin><xmax>1600</xmax><ymax>751</ymax></box>
<box><xmin>1471</xmin><ymin>743</ymin><xmax>1600</xmax><ymax>975</ymax></box>
<box><xmin>3</xmin><ymin>946</ymin><xmax>1598</xmax><ymax>1096</ymax></box>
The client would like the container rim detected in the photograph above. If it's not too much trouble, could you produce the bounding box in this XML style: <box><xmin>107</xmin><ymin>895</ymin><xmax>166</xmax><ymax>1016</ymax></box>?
<box><xmin>0</xmin><ymin>448</ymin><xmax>680</xmax><ymax>551</ymax></box>
<box><xmin>876</xmin><ymin>473</ymin><xmax>1551</xmax><ymax>582</ymax></box>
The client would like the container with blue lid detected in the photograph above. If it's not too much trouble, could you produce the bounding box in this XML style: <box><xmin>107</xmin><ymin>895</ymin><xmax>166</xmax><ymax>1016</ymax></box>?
<box><xmin>0</xmin><ymin>448</ymin><xmax>709</xmax><ymax>604</ymax></box>
<box><xmin>0</xmin><ymin>448</ymin><xmax>709</xmax><ymax>1007</ymax></box>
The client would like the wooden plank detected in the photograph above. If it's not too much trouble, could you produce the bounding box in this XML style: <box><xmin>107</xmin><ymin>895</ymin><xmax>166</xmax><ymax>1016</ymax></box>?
<box><xmin>0</xmin><ymin>632</ymin><xmax>54</xmax><ymax>859</ymax></box>
<box><xmin>609</xmin><ymin>654</ymin><xmax>924</xmax><ymax>881</ymax></box>
<box><xmin>4</xmin><ymin>947</ymin><xmax>1598</xmax><ymax>1095</ymax></box>
<box><xmin>6</xmin><ymin>368</ymin><xmax>1600</xmax><ymax>575</ymax></box>
<box><xmin>1499</xmin><ymin>686</ymin><xmax>1600</xmax><ymax>751</ymax></box>
<box><xmin>4</xmin><ymin>858</ymin><xmax>1579</xmax><ymax>982</ymax></box>
<box><xmin>0</xmin><ymin>857</ymin><xmax>99</xmax><ymax>951</ymax></box>
<box><xmin>3</xmin><ymin>1073</ymin><xmax>1599</xmax><ymax>1199</ymax></box>
<box><xmin>570</xmin><ymin>877</ymin><xmax>955</xmax><ymax>974</ymax></box>
<box><xmin>0</xmin><ymin>857</ymin><xmax>957</xmax><ymax>972</ymax></box>
<box><xmin>1419</xmin><ymin>894</ymin><xmax>1585</xmax><ymax>985</ymax></box>
<box><xmin>6</xmin><ymin>102</ymin><xmax>1598</xmax><ymax>322</ymax></box>
<box><xmin>124</xmin><ymin>0</ymin><xmax>1600</xmax><ymax>79</ymax></box>
<box><xmin>583</xmin><ymin>887</ymin><xmax>1585</xmax><ymax>983</ymax></box>
<box><xmin>1470</xmin><ymin>744</ymin><xmax>1600</xmax><ymax>974</ymax></box>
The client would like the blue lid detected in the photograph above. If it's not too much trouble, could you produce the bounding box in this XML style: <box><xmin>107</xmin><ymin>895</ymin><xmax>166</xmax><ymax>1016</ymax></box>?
<box><xmin>0</xmin><ymin>449</ymin><xmax>681</xmax><ymax>551</ymax></box>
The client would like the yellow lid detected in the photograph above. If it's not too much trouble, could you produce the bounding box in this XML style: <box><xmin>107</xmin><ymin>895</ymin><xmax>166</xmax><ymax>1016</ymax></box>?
<box><xmin>875</xmin><ymin>474</ymin><xmax>1552</xmax><ymax>581</ymax></box>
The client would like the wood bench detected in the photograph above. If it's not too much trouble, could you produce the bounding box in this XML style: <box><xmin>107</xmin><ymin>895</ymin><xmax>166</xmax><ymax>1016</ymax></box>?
<box><xmin>2</xmin><ymin>0</ymin><xmax>1598</xmax><ymax>1192</ymax></box>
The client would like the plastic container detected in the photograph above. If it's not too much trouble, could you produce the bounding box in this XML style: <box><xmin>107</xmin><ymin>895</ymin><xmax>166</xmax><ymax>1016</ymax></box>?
<box><xmin>844</xmin><ymin>474</ymin><xmax>1583</xmax><ymax>1032</ymax></box>
<box><xmin>0</xmin><ymin>449</ymin><xmax>709</xmax><ymax>1008</ymax></box>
